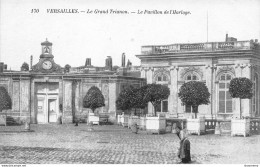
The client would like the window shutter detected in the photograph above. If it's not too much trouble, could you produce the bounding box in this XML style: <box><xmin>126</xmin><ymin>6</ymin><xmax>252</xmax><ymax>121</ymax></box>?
<box><xmin>226</xmin><ymin>101</ymin><xmax>232</xmax><ymax>113</ymax></box>
<box><xmin>219</xmin><ymin>91</ymin><xmax>225</xmax><ymax>113</ymax></box>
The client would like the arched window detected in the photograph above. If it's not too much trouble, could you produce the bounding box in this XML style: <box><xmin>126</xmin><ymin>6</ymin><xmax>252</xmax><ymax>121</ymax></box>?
<box><xmin>156</xmin><ymin>74</ymin><xmax>168</xmax><ymax>82</ymax></box>
<box><xmin>218</xmin><ymin>73</ymin><xmax>233</xmax><ymax>114</ymax></box>
<box><xmin>252</xmin><ymin>74</ymin><xmax>259</xmax><ymax>116</ymax></box>
<box><xmin>155</xmin><ymin>73</ymin><xmax>169</xmax><ymax>113</ymax></box>
<box><xmin>186</xmin><ymin>74</ymin><xmax>199</xmax><ymax>81</ymax></box>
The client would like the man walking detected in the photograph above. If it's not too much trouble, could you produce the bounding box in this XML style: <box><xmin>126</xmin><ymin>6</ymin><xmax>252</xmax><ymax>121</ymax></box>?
<box><xmin>176</xmin><ymin>125</ymin><xmax>191</xmax><ymax>163</ymax></box>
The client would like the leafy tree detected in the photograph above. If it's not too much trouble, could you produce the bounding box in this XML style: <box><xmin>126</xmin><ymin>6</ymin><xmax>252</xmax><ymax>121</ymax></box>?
<box><xmin>21</xmin><ymin>62</ymin><xmax>29</xmax><ymax>71</ymax></box>
<box><xmin>83</xmin><ymin>86</ymin><xmax>105</xmax><ymax>113</ymax></box>
<box><xmin>178</xmin><ymin>81</ymin><xmax>210</xmax><ymax>118</ymax></box>
<box><xmin>112</xmin><ymin>65</ymin><xmax>119</xmax><ymax>71</ymax></box>
<box><xmin>132</xmin><ymin>86</ymin><xmax>148</xmax><ymax>115</ymax></box>
<box><xmin>229</xmin><ymin>77</ymin><xmax>253</xmax><ymax>119</ymax></box>
<box><xmin>143</xmin><ymin>84</ymin><xmax>170</xmax><ymax>115</ymax></box>
<box><xmin>116</xmin><ymin>85</ymin><xmax>148</xmax><ymax>115</ymax></box>
<box><xmin>64</xmin><ymin>64</ymin><xmax>71</xmax><ymax>73</ymax></box>
<box><xmin>0</xmin><ymin>86</ymin><xmax>12</xmax><ymax>125</ymax></box>
<box><xmin>116</xmin><ymin>85</ymin><xmax>134</xmax><ymax>114</ymax></box>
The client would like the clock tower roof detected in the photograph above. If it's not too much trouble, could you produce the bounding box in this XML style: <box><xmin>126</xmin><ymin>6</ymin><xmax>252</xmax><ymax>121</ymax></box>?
<box><xmin>41</xmin><ymin>39</ymin><xmax>52</xmax><ymax>46</ymax></box>
<box><xmin>40</xmin><ymin>38</ymin><xmax>54</xmax><ymax>59</ymax></box>
<box><xmin>31</xmin><ymin>39</ymin><xmax>62</xmax><ymax>73</ymax></box>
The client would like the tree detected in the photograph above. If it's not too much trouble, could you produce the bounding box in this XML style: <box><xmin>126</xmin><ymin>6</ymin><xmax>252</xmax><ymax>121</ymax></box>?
<box><xmin>132</xmin><ymin>86</ymin><xmax>148</xmax><ymax>115</ymax></box>
<box><xmin>229</xmin><ymin>77</ymin><xmax>253</xmax><ymax>119</ymax></box>
<box><xmin>21</xmin><ymin>62</ymin><xmax>29</xmax><ymax>71</ymax></box>
<box><xmin>116</xmin><ymin>86</ymin><xmax>134</xmax><ymax>114</ymax></box>
<box><xmin>112</xmin><ymin>65</ymin><xmax>119</xmax><ymax>71</ymax></box>
<box><xmin>64</xmin><ymin>64</ymin><xmax>71</xmax><ymax>73</ymax></box>
<box><xmin>178</xmin><ymin>81</ymin><xmax>210</xmax><ymax>118</ymax></box>
<box><xmin>143</xmin><ymin>84</ymin><xmax>170</xmax><ymax>115</ymax></box>
<box><xmin>83</xmin><ymin>86</ymin><xmax>105</xmax><ymax>113</ymax></box>
<box><xmin>0</xmin><ymin>87</ymin><xmax>12</xmax><ymax>125</ymax></box>
<box><xmin>116</xmin><ymin>85</ymin><xmax>148</xmax><ymax>115</ymax></box>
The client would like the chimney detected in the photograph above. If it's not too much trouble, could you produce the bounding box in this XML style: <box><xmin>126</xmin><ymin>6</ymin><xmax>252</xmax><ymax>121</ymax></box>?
<box><xmin>121</xmin><ymin>53</ymin><xmax>125</xmax><ymax>67</ymax></box>
<box><xmin>4</xmin><ymin>64</ymin><xmax>7</xmax><ymax>70</ymax></box>
<box><xmin>85</xmin><ymin>58</ymin><xmax>91</xmax><ymax>67</ymax></box>
<box><xmin>30</xmin><ymin>55</ymin><xmax>33</xmax><ymax>69</ymax></box>
<box><xmin>225</xmin><ymin>34</ymin><xmax>228</xmax><ymax>42</ymax></box>
<box><xmin>105</xmin><ymin>56</ymin><xmax>112</xmax><ymax>71</ymax></box>
<box><xmin>0</xmin><ymin>62</ymin><xmax>4</xmax><ymax>73</ymax></box>
<box><xmin>126</xmin><ymin>59</ymin><xmax>132</xmax><ymax>68</ymax></box>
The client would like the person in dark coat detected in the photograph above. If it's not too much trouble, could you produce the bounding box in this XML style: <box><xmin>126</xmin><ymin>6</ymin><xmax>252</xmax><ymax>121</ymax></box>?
<box><xmin>131</xmin><ymin>122</ymin><xmax>138</xmax><ymax>134</ymax></box>
<box><xmin>176</xmin><ymin>125</ymin><xmax>191</xmax><ymax>163</ymax></box>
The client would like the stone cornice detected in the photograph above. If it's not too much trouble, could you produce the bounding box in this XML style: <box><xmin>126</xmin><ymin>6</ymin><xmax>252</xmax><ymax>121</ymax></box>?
<box><xmin>136</xmin><ymin>49</ymin><xmax>256</xmax><ymax>60</ymax></box>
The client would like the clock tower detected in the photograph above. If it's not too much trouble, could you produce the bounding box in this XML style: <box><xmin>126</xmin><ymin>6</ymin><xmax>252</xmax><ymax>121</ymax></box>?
<box><xmin>40</xmin><ymin>39</ymin><xmax>54</xmax><ymax>59</ymax></box>
<box><xmin>31</xmin><ymin>39</ymin><xmax>62</xmax><ymax>73</ymax></box>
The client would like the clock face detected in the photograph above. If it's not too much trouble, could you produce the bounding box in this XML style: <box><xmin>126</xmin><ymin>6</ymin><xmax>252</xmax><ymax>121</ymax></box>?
<box><xmin>42</xmin><ymin>60</ymin><xmax>52</xmax><ymax>70</ymax></box>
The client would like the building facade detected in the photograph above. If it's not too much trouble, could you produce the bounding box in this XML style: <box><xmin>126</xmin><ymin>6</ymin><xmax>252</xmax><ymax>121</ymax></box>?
<box><xmin>0</xmin><ymin>40</ymin><xmax>145</xmax><ymax>124</ymax></box>
<box><xmin>136</xmin><ymin>35</ymin><xmax>260</xmax><ymax>120</ymax></box>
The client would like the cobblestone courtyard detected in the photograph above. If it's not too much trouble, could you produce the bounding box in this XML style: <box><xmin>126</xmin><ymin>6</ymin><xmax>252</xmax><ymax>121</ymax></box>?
<box><xmin>0</xmin><ymin>124</ymin><xmax>260</xmax><ymax>164</ymax></box>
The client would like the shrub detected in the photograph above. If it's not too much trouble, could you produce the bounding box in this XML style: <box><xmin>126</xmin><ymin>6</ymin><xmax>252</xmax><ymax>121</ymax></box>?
<box><xmin>178</xmin><ymin>81</ymin><xmax>210</xmax><ymax>118</ymax></box>
<box><xmin>229</xmin><ymin>77</ymin><xmax>253</xmax><ymax>118</ymax></box>
<box><xmin>143</xmin><ymin>84</ymin><xmax>170</xmax><ymax>115</ymax></box>
<box><xmin>83</xmin><ymin>86</ymin><xmax>105</xmax><ymax>113</ymax></box>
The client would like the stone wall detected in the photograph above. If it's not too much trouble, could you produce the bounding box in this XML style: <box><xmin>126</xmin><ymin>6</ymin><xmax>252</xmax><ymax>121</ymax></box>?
<box><xmin>140</xmin><ymin>54</ymin><xmax>260</xmax><ymax>120</ymax></box>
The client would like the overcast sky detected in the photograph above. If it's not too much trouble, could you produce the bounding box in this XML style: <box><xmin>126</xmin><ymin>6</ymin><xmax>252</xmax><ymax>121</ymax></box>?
<box><xmin>0</xmin><ymin>0</ymin><xmax>259</xmax><ymax>70</ymax></box>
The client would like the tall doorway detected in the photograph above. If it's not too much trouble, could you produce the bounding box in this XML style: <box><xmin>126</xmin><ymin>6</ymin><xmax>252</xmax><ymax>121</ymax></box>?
<box><xmin>35</xmin><ymin>83</ymin><xmax>59</xmax><ymax>124</ymax></box>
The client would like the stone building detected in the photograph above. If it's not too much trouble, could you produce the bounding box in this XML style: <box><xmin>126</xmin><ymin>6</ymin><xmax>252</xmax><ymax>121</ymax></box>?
<box><xmin>0</xmin><ymin>40</ymin><xmax>145</xmax><ymax>124</ymax></box>
<box><xmin>136</xmin><ymin>35</ymin><xmax>260</xmax><ymax>120</ymax></box>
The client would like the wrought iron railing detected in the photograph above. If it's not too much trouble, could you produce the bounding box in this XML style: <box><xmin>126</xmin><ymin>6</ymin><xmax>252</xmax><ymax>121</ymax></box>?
<box><xmin>250</xmin><ymin>119</ymin><xmax>260</xmax><ymax>135</ymax></box>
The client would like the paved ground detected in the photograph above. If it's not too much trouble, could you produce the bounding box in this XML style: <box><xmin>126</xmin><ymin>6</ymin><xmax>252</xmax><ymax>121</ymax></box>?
<box><xmin>0</xmin><ymin>124</ymin><xmax>260</xmax><ymax>164</ymax></box>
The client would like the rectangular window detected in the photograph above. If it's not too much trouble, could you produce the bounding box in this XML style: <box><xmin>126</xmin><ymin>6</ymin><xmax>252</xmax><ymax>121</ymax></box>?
<box><xmin>163</xmin><ymin>76</ymin><xmax>167</xmax><ymax>81</ymax></box>
<box><xmin>219</xmin><ymin>83</ymin><xmax>225</xmax><ymax>89</ymax></box>
<box><xmin>185</xmin><ymin>105</ymin><xmax>192</xmax><ymax>113</ymax></box>
<box><xmin>220</xmin><ymin>75</ymin><xmax>225</xmax><ymax>80</ymax></box>
<box><xmin>157</xmin><ymin>76</ymin><xmax>162</xmax><ymax>81</ymax></box>
<box><xmin>226</xmin><ymin>101</ymin><xmax>232</xmax><ymax>113</ymax></box>
<box><xmin>162</xmin><ymin>101</ymin><xmax>168</xmax><ymax>112</ymax></box>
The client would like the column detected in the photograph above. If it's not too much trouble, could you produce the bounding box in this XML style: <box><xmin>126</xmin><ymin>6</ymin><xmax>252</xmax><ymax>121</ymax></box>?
<box><xmin>30</xmin><ymin>80</ymin><xmax>36</xmax><ymax>123</ymax></box>
<box><xmin>147</xmin><ymin>67</ymin><xmax>154</xmax><ymax>115</ymax></box>
<box><xmin>141</xmin><ymin>67</ymin><xmax>146</xmax><ymax>78</ymax></box>
<box><xmin>211</xmin><ymin>65</ymin><xmax>217</xmax><ymax>117</ymax></box>
<box><xmin>235</xmin><ymin>63</ymin><xmax>242</xmax><ymax>77</ymax></box>
<box><xmin>169</xmin><ymin>66</ymin><xmax>178</xmax><ymax>114</ymax></box>
<box><xmin>108</xmin><ymin>81</ymin><xmax>116</xmax><ymax>113</ymax></box>
<box><xmin>177</xmin><ymin>67</ymin><xmax>183</xmax><ymax>116</ymax></box>
<box><xmin>205</xmin><ymin>65</ymin><xmax>212</xmax><ymax>118</ymax></box>
<box><xmin>63</xmin><ymin>80</ymin><xmax>73</xmax><ymax>123</ymax></box>
<box><xmin>147</xmin><ymin>67</ymin><xmax>154</xmax><ymax>84</ymax></box>
<box><xmin>74</xmin><ymin>81</ymin><xmax>80</xmax><ymax>116</ymax></box>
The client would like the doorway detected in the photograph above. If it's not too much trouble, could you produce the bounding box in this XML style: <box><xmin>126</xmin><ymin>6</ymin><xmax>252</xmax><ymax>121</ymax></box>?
<box><xmin>35</xmin><ymin>83</ymin><xmax>59</xmax><ymax>124</ymax></box>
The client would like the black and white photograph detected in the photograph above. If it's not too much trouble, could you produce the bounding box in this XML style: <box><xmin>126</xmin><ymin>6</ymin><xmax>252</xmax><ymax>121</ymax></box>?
<box><xmin>0</xmin><ymin>0</ymin><xmax>260</xmax><ymax>166</ymax></box>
